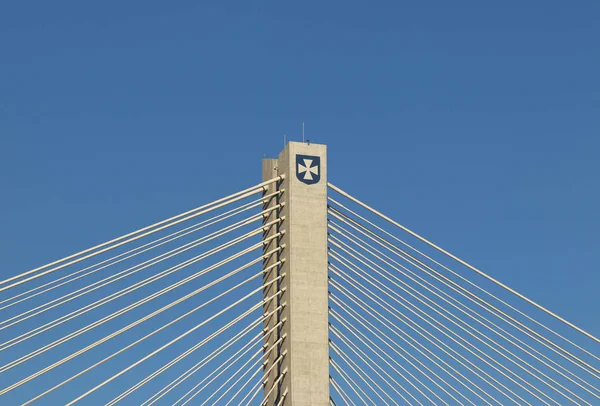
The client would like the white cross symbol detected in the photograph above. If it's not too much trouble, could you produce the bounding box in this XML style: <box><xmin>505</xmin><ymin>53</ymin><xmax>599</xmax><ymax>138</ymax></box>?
<box><xmin>298</xmin><ymin>159</ymin><xmax>319</xmax><ymax>181</ymax></box>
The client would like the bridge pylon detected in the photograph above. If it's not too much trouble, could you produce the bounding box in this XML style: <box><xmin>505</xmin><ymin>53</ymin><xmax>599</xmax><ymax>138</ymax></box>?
<box><xmin>262</xmin><ymin>142</ymin><xmax>330</xmax><ymax>405</ymax></box>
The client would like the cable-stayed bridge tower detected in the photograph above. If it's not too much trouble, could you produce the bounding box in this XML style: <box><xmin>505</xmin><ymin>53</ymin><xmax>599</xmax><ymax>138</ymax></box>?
<box><xmin>0</xmin><ymin>141</ymin><xmax>598</xmax><ymax>405</ymax></box>
<box><xmin>262</xmin><ymin>142</ymin><xmax>329</xmax><ymax>405</ymax></box>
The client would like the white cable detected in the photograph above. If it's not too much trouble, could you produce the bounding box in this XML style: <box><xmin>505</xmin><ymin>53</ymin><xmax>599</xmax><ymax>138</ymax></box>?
<box><xmin>243</xmin><ymin>378</ymin><xmax>268</xmax><ymax>406</ymax></box>
<box><xmin>330</xmin><ymin>294</ymin><xmax>457</xmax><ymax>406</ymax></box>
<box><xmin>235</xmin><ymin>352</ymin><xmax>285</xmax><ymax>406</ymax></box>
<box><xmin>331</xmin><ymin>241</ymin><xmax>567</xmax><ymax>403</ymax></box>
<box><xmin>329</xmin><ymin>204</ymin><xmax>600</xmax><ymax>373</ymax></box>
<box><xmin>1</xmin><ymin>223</ymin><xmax>281</xmax><ymax>357</ymax></box>
<box><xmin>329</xmin><ymin>272</ymin><xmax>493</xmax><ymax>406</ymax></box>
<box><xmin>330</xmin><ymin>276</ymin><xmax>509</xmax><ymax>406</ymax></box>
<box><xmin>260</xmin><ymin>369</ymin><xmax>287</xmax><ymax>406</ymax></box>
<box><xmin>107</xmin><ymin>294</ymin><xmax>283</xmax><ymax>405</ymax></box>
<box><xmin>330</xmin><ymin>280</ymin><xmax>497</xmax><ymax>406</ymax></box>
<box><xmin>65</xmin><ymin>280</ymin><xmax>285</xmax><ymax>405</ymax></box>
<box><xmin>332</xmin><ymin>262</ymin><xmax>485</xmax><ymax>406</ymax></box>
<box><xmin>0</xmin><ymin>192</ymin><xmax>277</xmax><ymax>310</ymax></box>
<box><xmin>0</xmin><ymin>221</ymin><xmax>275</xmax><ymax>350</ymax></box>
<box><xmin>0</xmin><ymin>176</ymin><xmax>283</xmax><ymax>293</ymax></box>
<box><xmin>330</xmin><ymin>309</ymin><xmax>428</xmax><ymax>406</ymax></box>
<box><xmin>328</xmin><ymin>213</ymin><xmax>600</xmax><ymax>391</ymax></box>
<box><xmin>16</xmin><ymin>259</ymin><xmax>283</xmax><ymax>403</ymax></box>
<box><xmin>148</xmin><ymin>317</ymin><xmax>284</xmax><ymax>406</ymax></box>
<box><xmin>274</xmin><ymin>388</ymin><xmax>288</xmax><ymax>406</ymax></box>
<box><xmin>330</xmin><ymin>263</ymin><xmax>532</xmax><ymax>406</ymax></box>
<box><xmin>331</xmin><ymin>359</ymin><xmax>374</xmax><ymax>406</ymax></box>
<box><xmin>330</xmin><ymin>249</ymin><xmax>559</xmax><ymax>405</ymax></box>
<box><xmin>13</xmin><ymin>248</ymin><xmax>277</xmax><ymax>398</ymax></box>
<box><xmin>329</xmin><ymin>245</ymin><xmax>584</xmax><ymax>405</ymax></box>
<box><xmin>0</xmin><ymin>191</ymin><xmax>280</xmax><ymax>312</ymax></box>
<box><xmin>240</xmin><ymin>358</ymin><xmax>282</xmax><ymax>406</ymax></box>
<box><xmin>329</xmin><ymin>259</ymin><xmax>552</xmax><ymax>406</ymax></box>
<box><xmin>330</xmin><ymin>230</ymin><xmax>598</xmax><ymax>402</ymax></box>
<box><xmin>330</xmin><ymin>341</ymin><xmax>395</xmax><ymax>406</ymax></box>
<box><xmin>116</xmin><ymin>324</ymin><xmax>265</xmax><ymax>406</ymax></box>
<box><xmin>158</xmin><ymin>334</ymin><xmax>282</xmax><ymax>406</ymax></box>
<box><xmin>171</xmin><ymin>321</ymin><xmax>282</xmax><ymax>406</ymax></box>
<box><xmin>109</xmin><ymin>312</ymin><xmax>285</xmax><ymax>406</ymax></box>
<box><xmin>0</xmin><ymin>232</ymin><xmax>281</xmax><ymax>378</ymax></box>
<box><xmin>115</xmin><ymin>304</ymin><xmax>283</xmax><ymax>405</ymax></box>
<box><xmin>329</xmin><ymin>222</ymin><xmax>600</xmax><ymax>398</ymax></box>
<box><xmin>330</xmin><ymin>247</ymin><xmax>472</xmax><ymax>405</ymax></box>
<box><xmin>171</xmin><ymin>341</ymin><xmax>262</xmax><ymax>406</ymax></box>
<box><xmin>329</xmin><ymin>209</ymin><xmax>600</xmax><ymax>385</ymax></box>
<box><xmin>1</xmin><ymin>206</ymin><xmax>281</xmax><ymax>331</ymax></box>
<box><xmin>330</xmin><ymin>376</ymin><xmax>356</xmax><ymax>406</ymax></box>
<box><xmin>198</xmin><ymin>335</ymin><xmax>285</xmax><ymax>406</ymax></box>
<box><xmin>329</xmin><ymin>325</ymin><xmax>413</xmax><ymax>406</ymax></box>
<box><xmin>328</xmin><ymin>185</ymin><xmax>600</xmax><ymax>344</ymax></box>
<box><xmin>202</xmin><ymin>353</ymin><xmax>266</xmax><ymax>405</ymax></box>
<box><xmin>143</xmin><ymin>314</ymin><xmax>284</xmax><ymax>406</ymax></box>
<box><xmin>229</xmin><ymin>367</ymin><xmax>266</xmax><ymax>406</ymax></box>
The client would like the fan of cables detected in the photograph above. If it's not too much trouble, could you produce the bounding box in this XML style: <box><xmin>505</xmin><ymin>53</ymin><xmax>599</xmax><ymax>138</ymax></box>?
<box><xmin>327</xmin><ymin>183</ymin><xmax>599</xmax><ymax>406</ymax></box>
<box><xmin>0</xmin><ymin>176</ymin><xmax>286</xmax><ymax>405</ymax></box>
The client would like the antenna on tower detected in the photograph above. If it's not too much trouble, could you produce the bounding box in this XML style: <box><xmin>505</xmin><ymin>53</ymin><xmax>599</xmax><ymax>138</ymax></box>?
<box><xmin>302</xmin><ymin>121</ymin><xmax>305</xmax><ymax>142</ymax></box>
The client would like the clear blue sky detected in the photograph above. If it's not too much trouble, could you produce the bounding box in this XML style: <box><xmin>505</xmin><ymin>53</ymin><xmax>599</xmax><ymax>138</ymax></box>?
<box><xmin>1</xmin><ymin>1</ymin><xmax>599</xmax><ymax>403</ymax></box>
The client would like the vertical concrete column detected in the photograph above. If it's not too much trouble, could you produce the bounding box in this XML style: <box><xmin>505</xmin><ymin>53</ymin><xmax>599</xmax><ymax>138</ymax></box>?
<box><xmin>262</xmin><ymin>158</ymin><xmax>282</xmax><ymax>405</ymax></box>
<box><xmin>277</xmin><ymin>142</ymin><xmax>329</xmax><ymax>406</ymax></box>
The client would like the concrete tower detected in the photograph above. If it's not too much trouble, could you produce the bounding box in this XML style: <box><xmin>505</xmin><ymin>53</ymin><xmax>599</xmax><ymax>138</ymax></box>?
<box><xmin>262</xmin><ymin>142</ymin><xmax>329</xmax><ymax>405</ymax></box>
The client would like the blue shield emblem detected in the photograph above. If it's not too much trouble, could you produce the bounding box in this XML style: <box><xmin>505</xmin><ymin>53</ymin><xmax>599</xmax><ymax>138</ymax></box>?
<box><xmin>296</xmin><ymin>155</ymin><xmax>321</xmax><ymax>185</ymax></box>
